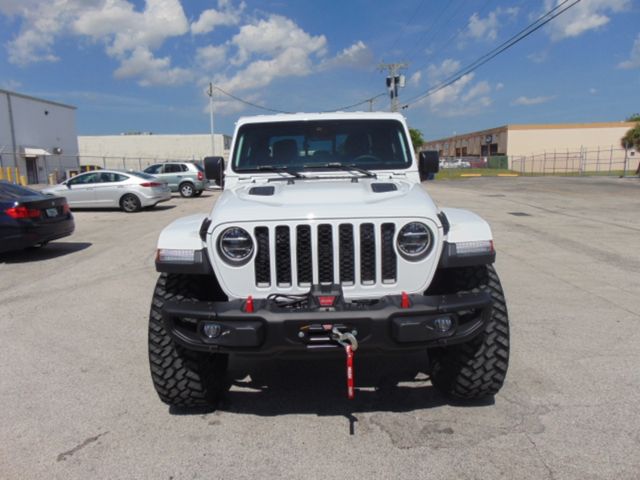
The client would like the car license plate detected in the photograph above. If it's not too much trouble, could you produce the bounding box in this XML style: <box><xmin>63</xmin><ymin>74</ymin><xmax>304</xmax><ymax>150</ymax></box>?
<box><xmin>46</xmin><ymin>208</ymin><xmax>59</xmax><ymax>217</ymax></box>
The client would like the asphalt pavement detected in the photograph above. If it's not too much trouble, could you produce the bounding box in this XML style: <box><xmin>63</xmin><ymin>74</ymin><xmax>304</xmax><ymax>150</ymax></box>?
<box><xmin>1</xmin><ymin>176</ymin><xmax>639</xmax><ymax>479</ymax></box>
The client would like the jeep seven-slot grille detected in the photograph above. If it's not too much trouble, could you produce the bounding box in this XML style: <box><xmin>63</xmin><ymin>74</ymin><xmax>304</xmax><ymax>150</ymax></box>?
<box><xmin>253</xmin><ymin>223</ymin><xmax>397</xmax><ymax>288</ymax></box>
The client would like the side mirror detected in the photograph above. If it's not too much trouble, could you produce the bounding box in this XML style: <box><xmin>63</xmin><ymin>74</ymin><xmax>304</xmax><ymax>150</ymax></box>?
<box><xmin>419</xmin><ymin>150</ymin><xmax>439</xmax><ymax>181</ymax></box>
<box><xmin>203</xmin><ymin>156</ymin><xmax>224</xmax><ymax>187</ymax></box>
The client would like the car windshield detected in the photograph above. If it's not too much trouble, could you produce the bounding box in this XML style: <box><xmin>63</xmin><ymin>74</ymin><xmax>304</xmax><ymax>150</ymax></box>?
<box><xmin>232</xmin><ymin>119</ymin><xmax>412</xmax><ymax>173</ymax></box>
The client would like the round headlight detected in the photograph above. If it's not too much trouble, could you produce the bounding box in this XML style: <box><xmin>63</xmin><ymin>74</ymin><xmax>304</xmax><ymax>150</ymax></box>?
<box><xmin>397</xmin><ymin>222</ymin><xmax>432</xmax><ymax>259</ymax></box>
<box><xmin>218</xmin><ymin>227</ymin><xmax>253</xmax><ymax>264</ymax></box>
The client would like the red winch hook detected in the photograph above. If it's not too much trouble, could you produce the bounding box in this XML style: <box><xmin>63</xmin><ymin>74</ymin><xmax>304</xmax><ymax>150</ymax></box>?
<box><xmin>331</xmin><ymin>327</ymin><xmax>358</xmax><ymax>400</ymax></box>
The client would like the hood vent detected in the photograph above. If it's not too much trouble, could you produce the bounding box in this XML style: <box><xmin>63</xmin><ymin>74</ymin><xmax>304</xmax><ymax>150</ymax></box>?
<box><xmin>371</xmin><ymin>183</ymin><xmax>398</xmax><ymax>193</ymax></box>
<box><xmin>249</xmin><ymin>186</ymin><xmax>275</xmax><ymax>196</ymax></box>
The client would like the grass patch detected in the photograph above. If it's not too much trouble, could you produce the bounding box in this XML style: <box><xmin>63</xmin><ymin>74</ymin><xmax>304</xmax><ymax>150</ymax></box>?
<box><xmin>435</xmin><ymin>168</ymin><xmax>516</xmax><ymax>180</ymax></box>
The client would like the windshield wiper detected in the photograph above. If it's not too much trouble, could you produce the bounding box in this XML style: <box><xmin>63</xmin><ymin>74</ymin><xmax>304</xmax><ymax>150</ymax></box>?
<box><xmin>302</xmin><ymin>162</ymin><xmax>376</xmax><ymax>178</ymax></box>
<box><xmin>255</xmin><ymin>165</ymin><xmax>306</xmax><ymax>179</ymax></box>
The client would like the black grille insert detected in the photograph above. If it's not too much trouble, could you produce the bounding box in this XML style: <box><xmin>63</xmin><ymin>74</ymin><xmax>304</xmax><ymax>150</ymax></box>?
<box><xmin>296</xmin><ymin>225</ymin><xmax>312</xmax><ymax>285</ymax></box>
<box><xmin>360</xmin><ymin>223</ymin><xmax>376</xmax><ymax>284</ymax></box>
<box><xmin>275</xmin><ymin>226</ymin><xmax>291</xmax><ymax>286</ymax></box>
<box><xmin>381</xmin><ymin>223</ymin><xmax>397</xmax><ymax>283</ymax></box>
<box><xmin>339</xmin><ymin>224</ymin><xmax>355</xmax><ymax>284</ymax></box>
<box><xmin>317</xmin><ymin>224</ymin><xmax>334</xmax><ymax>284</ymax></box>
<box><xmin>254</xmin><ymin>227</ymin><xmax>270</xmax><ymax>286</ymax></box>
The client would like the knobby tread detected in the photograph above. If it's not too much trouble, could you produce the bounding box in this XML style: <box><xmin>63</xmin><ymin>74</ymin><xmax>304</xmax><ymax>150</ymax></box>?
<box><xmin>430</xmin><ymin>265</ymin><xmax>510</xmax><ymax>400</ymax></box>
<box><xmin>148</xmin><ymin>273</ymin><xmax>228</xmax><ymax>407</ymax></box>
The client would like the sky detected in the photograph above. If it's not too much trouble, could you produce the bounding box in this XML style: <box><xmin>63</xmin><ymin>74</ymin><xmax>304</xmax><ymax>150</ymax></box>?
<box><xmin>0</xmin><ymin>0</ymin><xmax>639</xmax><ymax>140</ymax></box>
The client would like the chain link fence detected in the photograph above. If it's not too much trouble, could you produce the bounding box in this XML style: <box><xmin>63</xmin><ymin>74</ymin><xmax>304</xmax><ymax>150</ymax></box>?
<box><xmin>511</xmin><ymin>147</ymin><xmax>639</xmax><ymax>176</ymax></box>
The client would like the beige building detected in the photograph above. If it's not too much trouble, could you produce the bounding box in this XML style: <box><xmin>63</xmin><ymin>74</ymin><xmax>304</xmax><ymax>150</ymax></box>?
<box><xmin>424</xmin><ymin>122</ymin><xmax>636</xmax><ymax>158</ymax></box>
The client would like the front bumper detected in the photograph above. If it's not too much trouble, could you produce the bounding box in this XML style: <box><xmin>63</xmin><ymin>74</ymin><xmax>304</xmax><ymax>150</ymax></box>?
<box><xmin>161</xmin><ymin>291</ymin><xmax>492</xmax><ymax>354</ymax></box>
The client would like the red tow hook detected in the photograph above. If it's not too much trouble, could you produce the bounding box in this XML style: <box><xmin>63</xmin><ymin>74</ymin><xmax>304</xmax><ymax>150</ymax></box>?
<box><xmin>331</xmin><ymin>327</ymin><xmax>358</xmax><ymax>400</ymax></box>
<box><xmin>244</xmin><ymin>296</ymin><xmax>254</xmax><ymax>313</ymax></box>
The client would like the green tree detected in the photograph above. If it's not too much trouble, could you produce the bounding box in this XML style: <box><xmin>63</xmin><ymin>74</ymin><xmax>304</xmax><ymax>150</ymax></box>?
<box><xmin>621</xmin><ymin>123</ymin><xmax>640</xmax><ymax>150</ymax></box>
<box><xmin>625</xmin><ymin>113</ymin><xmax>640</xmax><ymax>122</ymax></box>
<box><xmin>409</xmin><ymin>128</ymin><xmax>425</xmax><ymax>152</ymax></box>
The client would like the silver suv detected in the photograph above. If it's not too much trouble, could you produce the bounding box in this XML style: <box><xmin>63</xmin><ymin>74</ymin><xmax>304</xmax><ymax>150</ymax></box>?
<box><xmin>143</xmin><ymin>162</ymin><xmax>208</xmax><ymax>197</ymax></box>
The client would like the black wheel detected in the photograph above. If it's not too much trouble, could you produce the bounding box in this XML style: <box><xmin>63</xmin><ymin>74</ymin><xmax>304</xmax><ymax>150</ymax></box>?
<box><xmin>428</xmin><ymin>265</ymin><xmax>509</xmax><ymax>400</ymax></box>
<box><xmin>120</xmin><ymin>194</ymin><xmax>141</xmax><ymax>212</ymax></box>
<box><xmin>179</xmin><ymin>183</ymin><xmax>195</xmax><ymax>198</ymax></box>
<box><xmin>148</xmin><ymin>273</ymin><xmax>228</xmax><ymax>408</ymax></box>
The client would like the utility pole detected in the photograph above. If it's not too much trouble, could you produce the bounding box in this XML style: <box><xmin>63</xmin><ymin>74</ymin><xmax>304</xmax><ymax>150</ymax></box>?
<box><xmin>379</xmin><ymin>62</ymin><xmax>408</xmax><ymax>112</ymax></box>
<box><xmin>206</xmin><ymin>83</ymin><xmax>215</xmax><ymax>156</ymax></box>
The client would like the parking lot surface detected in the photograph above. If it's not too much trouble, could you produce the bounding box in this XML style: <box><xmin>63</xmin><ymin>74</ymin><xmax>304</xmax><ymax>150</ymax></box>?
<box><xmin>1</xmin><ymin>177</ymin><xmax>639</xmax><ymax>479</ymax></box>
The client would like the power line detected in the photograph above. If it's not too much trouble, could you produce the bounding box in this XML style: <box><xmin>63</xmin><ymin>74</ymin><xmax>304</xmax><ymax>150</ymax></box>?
<box><xmin>322</xmin><ymin>93</ymin><xmax>387</xmax><ymax>113</ymax></box>
<box><xmin>409</xmin><ymin>0</ymin><xmax>493</xmax><ymax>72</ymax></box>
<box><xmin>212</xmin><ymin>85</ymin><xmax>292</xmax><ymax>114</ymax></box>
<box><xmin>386</xmin><ymin>0</ymin><xmax>429</xmax><ymax>55</ymax></box>
<box><xmin>401</xmin><ymin>0</ymin><xmax>581</xmax><ymax>109</ymax></box>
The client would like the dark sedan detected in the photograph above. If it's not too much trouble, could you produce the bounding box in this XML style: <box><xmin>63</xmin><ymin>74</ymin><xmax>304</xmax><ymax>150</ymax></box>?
<box><xmin>0</xmin><ymin>181</ymin><xmax>75</xmax><ymax>253</ymax></box>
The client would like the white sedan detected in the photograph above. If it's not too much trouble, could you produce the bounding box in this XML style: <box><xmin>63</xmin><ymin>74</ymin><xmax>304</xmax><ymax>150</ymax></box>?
<box><xmin>43</xmin><ymin>170</ymin><xmax>172</xmax><ymax>212</ymax></box>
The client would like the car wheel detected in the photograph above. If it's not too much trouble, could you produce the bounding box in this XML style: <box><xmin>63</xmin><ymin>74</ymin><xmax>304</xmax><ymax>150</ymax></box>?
<box><xmin>179</xmin><ymin>183</ymin><xmax>195</xmax><ymax>198</ymax></box>
<box><xmin>428</xmin><ymin>265</ymin><xmax>509</xmax><ymax>400</ymax></box>
<box><xmin>148</xmin><ymin>273</ymin><xmax>229</xmax><ymax>408</ymax></box>
<box><xmin>120</xmin><ymin>193</ymin><xmax>141</xmax><ymax>212</ymax></box>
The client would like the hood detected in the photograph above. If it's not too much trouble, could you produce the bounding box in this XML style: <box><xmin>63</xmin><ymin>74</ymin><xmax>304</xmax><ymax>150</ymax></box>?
<box><xmin>210</xmin><ymin>177</ymin><xmax>439</xmax><ymax>225</ymax></box>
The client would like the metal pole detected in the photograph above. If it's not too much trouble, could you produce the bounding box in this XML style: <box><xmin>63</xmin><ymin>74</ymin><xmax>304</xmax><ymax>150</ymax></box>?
<box><xmin>609</xmin><ymin>146</ymin><xmax>613</xmax><ymax>175</ymax></box>
<box><xmin>208</xmin><ymin>83</ymin><xmax>215</xmax><ymax>156</ymax></box>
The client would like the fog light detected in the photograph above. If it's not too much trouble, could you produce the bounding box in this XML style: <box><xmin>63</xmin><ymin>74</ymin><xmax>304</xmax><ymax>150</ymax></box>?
<box><xmin>203</xmin><ymin>322</ymin><xmax>222</xmax><ymax>339</ymax></box>
<box><xmin>432</xmin><ymin>316</ymin><xmax>453</xmax><ymax>333</ymax></box>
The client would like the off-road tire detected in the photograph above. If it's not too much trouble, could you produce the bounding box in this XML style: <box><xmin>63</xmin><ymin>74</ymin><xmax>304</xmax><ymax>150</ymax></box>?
<box><xmin>179</xmin><ymin>182</ymin><xmax>195</xmax><ymax>198</ymax></box>
<box><xmin>148</xmin><ymin>273</ymin><xmax>228</xmax><ymax>407</ymax></box>
<box><xmin>429</xmin><ymin>265</ymin><xmax>509</xmax><ymax>400</ymax></box>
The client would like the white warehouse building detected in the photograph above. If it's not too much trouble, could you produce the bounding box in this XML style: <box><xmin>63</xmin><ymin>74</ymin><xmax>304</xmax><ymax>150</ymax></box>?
<box><xmin>0</xmin><ymin>89</ymin><xmax>80</xmax><ymax>184</ymax></box>
<box><xmin>78</xmin><ymin>133</ymin><xmax>231</xmax><ymax>170</ymax></box>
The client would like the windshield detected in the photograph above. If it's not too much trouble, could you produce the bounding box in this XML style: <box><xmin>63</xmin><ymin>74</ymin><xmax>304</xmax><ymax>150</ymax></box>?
<box><xmin>232</xmin><ymin>120</ymin><xmax>412</xmax><ymax>173</ymax></box>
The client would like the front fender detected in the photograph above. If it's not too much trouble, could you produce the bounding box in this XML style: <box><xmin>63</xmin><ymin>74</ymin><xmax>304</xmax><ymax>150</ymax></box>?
<box><xmin>441</xmin><ymin>208</ymin><xmax>493</xmax><ymax>243</ymax></box>
<box><xmin>157</xmin><ymin>214</ymin><xmax>208</xmax><ymax>251</ymax></box>
<box><xmin>438</xmin><ymin>208</ymin><xmax>495</xmax><ymax>268</ymax></box>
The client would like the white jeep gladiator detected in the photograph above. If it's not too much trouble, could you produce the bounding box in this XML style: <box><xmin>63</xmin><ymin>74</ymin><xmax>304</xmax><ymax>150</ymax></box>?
<box><xmin>149</xmin><ymin>112</ymin><xmax>509</xmax><ymax>407</ymax></box>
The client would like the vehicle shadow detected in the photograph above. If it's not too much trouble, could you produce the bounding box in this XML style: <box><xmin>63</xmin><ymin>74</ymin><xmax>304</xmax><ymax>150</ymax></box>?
<box><xmin>170</xmin><ymin>352</ymin><xmax>494</xmax><ymax>417</ymax></box>
<box><xmin>0</xmin><ymin>241</ymin><xmax>92</xmax><ymax>263</ymax></box>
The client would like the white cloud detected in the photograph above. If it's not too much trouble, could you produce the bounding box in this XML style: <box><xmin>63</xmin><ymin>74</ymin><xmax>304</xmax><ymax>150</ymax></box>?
<box><xmin>114</xmin><ymin>47</ymin><xmax>192</xmax><ymax>86</ymax></box>
<box><xmin>467</xmin><ymin>7</ymin><xmax>518</xmax><ymax>42</ymax></box>
<box><xmin>462</xmin><ymin>81</ymin><xmax>490</xmax><ymax>102</ymax></box>
<box><xmin>544</xmin><ymin>0</ymin><xmax>630</xmax><ymax>40</ymax></box>
<box><xmin>416</xmin><ymin>73</ymin><xmax>494</xmax><ymax>117</ymax></box>
<box><xmin>618</xmin><ymin>33</ymin><xmax>640</xmax><ymax>69</ymax></box>
<box><xmin>74</xmin><ymin>0</ymin><xmax>189</xmax><ymax>57</ymax></box>
<box><xmin>0</xmin><ymin>79</ymin><xmax>22</xmax><ymax>90</ymax></box>
<box><xmin>196</xmin><ymin>44</ymin><xmax>228</xmax><ymax>71</ymax></box>
<box><xmin>319</xmin><ymin>41</ymin><xmax>372</xmax><ymax>70</ymax></box>
<box><xmin>3</xmin><ymin>0</ymin><xmax>191</xmax><ymax>85</ymax></box>
<box><xmin>230</xmin><ymin>14</ymin><xmax>326</xmax><ymax>66</ymax></box>
<box><xmin>496</xmin><ymin>82</ymin><xmax>504</xmax><ymax>90</ymax></box>
<box><xmin>426</xmin><ymin>58</ymin><xmax>461</xmax><ymax>85</ymax></box>
<box><xmin>215</xmin><ymin>14</ymin><xmax>327</xmax><ymax>92</ymax></box>
<box><xmin>511</xmin><ymin>95</ymin><xmax>555</xmax><ymax>106</ymax></box>
<box><xmin>409</xmin><ymin>71</ymin><xmax>422</xmax><ymax>87</ymax></box>
<box><xmin>528</xmin><ymin>51</ymin><xmax>548</xmax><ymax>63</ymax></box>
<box><xmin>191</xmin><ymin>0</ymin><xmax>245</xmax><ymax>35</ymax></box>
